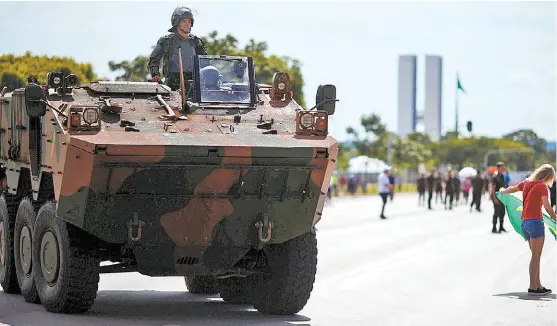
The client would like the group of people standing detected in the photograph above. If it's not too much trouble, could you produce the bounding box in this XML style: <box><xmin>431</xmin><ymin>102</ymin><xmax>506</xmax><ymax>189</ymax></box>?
<box><xmin>416</xmin><ymin>162</ymin><xmax>557</xmax><ymax>234</ymax></box>
<box><xmin>416</xmin><ymin>169</ymin><xmax>488</xmax><ymax>212</ymax></box>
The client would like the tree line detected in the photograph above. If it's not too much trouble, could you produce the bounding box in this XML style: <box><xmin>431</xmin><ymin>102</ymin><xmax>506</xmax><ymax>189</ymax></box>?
<box><xmin>339</xmin><ymin>113</ymin><xmax>556</xmax><ymax>173</ymax></box>
<box><xmin>0</xmin><ymin>51</ymin><xmax>97</xmax><ymax>90</ymax></box>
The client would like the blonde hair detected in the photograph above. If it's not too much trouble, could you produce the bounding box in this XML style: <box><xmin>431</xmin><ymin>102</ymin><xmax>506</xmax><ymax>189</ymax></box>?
<box><xmin>528</xmin><ymin>164</ymin><xmax>556</xmax><ymax>185</ymax></box>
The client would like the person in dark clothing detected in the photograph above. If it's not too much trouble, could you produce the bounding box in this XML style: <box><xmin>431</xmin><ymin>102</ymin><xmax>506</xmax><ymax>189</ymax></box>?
<box><xmin>417</xmin><ymin>173</ymin><xmax>426</xmax><ymax>206</ymax></box>
<box><xmin>435</xmin><ymin>171</ymin><xmax>444</xmax><ymax>203</ymax></box>
<box><xmin>470</xmin><ymin>171</ymin><xmax>484</xmax><ymax>212</ymax></box>
<box><xmin>0</xmin><ymin>164</ymin><xmax>6</xmax><ymax>193</ymax></box>
<box><xmin>426</xmin><ymin>170</ymin><xmax>436</xmax><ymax>209</ymax></box>
<box><xmin>454</xmin><ymin>177</ymin><xmax>461</xmax><ymax>206</ymax></box>
<box><xmin>491</xmin><ymin>162</ymin><xmax>507</xmax><ymax>233</ymax></box>
<box><xmin>148</xmin><ymin>7</ymin><xmax>208</xmax><ymax>90</ymax></box>
<box><xmin>444</xmin><ymin>171</ymin><xmax>456</xmax><ymax>210</ymax></box>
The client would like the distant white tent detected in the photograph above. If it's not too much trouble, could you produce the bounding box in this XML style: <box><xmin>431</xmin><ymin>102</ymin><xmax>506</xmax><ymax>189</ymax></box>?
<box><xmin>347</xmin><ymin>155</ymin><xmax>390</xmax><ymax>174</ymax></box>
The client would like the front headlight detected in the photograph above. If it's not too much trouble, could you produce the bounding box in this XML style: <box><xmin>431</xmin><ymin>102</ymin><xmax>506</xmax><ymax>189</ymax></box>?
<box><xmin>295</xmin><ymin>110</ymin><xmax>329</xmax><ymax>136</ymax></box>
<box><xmin>300</xmin><ymin>113</ymin><xmax>314</xmax><ymax>129</ymax></box>
<box><xmin>83</xmin><ymin>108</ymin><xmax>99</xmax><ymax>124</ymax></box>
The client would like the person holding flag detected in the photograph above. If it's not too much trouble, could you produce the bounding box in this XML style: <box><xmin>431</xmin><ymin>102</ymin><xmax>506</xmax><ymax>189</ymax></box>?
<box><xmin>499</xmin><ymin>163</ymin><xmax>557</xmax><ymax>296</ymax></box>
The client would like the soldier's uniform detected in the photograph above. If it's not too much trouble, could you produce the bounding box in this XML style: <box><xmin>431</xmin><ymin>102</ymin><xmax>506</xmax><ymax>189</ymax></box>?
<box><xmin>417</xmin><ymin>176</ymin><xmax>426</xmax><ymax>206</ymax></box>
<box><xmin>470</xmin><ymin>174</ymin><xmax>484</xmax><ymax>212</ymax></box>
<box><xmin>426</xmin><ymin>172</ymin><xmax>436</xmax><ymax>209</ymax></box>
<box><xmin>491</xmin><ymin>172</ymin><xmax>507</xmax><ymax>233</ymax></box>
<box><xmin>148</xmin><ymin>7</ymin><xmax>208</xmax><ymax>90</ymax></box>
<box><xmin>444</xmin><ymin>175</ymin><xmax>456</xmax><ymax>210</ymax></box>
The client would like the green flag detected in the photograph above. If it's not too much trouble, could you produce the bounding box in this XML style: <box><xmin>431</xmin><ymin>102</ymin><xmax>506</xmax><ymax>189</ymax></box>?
<box><xmin>496</xmin><ymin>191</ymin><xmax>557</xmax><ymax>240</ymax></box>
<box><xmin>457</xmin><ymin>77</ymin><xmax>466</xmax><ymax>94</ymax></box>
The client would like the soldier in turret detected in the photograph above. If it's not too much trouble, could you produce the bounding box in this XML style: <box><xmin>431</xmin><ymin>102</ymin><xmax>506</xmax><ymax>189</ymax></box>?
<box><xmin>148</xmin><ymin>7</ymin><xmax>208</xmax><ymax>90</ymax></box>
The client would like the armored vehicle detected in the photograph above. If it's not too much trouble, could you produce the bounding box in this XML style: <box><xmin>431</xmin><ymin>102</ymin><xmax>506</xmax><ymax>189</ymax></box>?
<box><xmin>0</xmin><ymin>54</ymin><xmax>338</xmax><ymax>315</ymax></box>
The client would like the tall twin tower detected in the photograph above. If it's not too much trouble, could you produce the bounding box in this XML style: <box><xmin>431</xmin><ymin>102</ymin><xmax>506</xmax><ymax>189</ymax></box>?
<box><xmin>397</xmin><ymin>55</ymin><xmax>443</xmax><ymax>141</ymax></box>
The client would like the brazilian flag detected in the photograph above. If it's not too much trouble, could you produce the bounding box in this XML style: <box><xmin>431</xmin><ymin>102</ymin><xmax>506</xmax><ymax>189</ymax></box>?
<box><xmin>496</xmin><ymin>192</ymin><xmax>557</xmax><ymax>240</ymax></box>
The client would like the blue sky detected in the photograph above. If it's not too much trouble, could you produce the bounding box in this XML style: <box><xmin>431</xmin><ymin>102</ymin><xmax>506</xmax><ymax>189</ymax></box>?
<box><xmin>1</xmin><ymin>1</ymin><xmax>555</xmax><ymax>142</ymax></box>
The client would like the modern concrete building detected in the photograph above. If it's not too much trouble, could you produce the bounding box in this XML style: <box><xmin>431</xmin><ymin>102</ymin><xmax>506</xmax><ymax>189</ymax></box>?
<box><xmin>397</xmin><ymin>55</ymin><xmax>417</xmax><ymax>137</ymax></box>
<box><xmin>423</xmin><ymin>55</ymin><xmax>443</xmax><ymax>141</ymax></box>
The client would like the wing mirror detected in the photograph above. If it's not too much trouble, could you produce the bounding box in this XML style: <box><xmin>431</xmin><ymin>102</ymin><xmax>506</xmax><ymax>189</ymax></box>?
<box><xmin>24</xmin><ymin>83</ymin><xmax>47</xmax><ymax>117</ymax></box>
<box><xmin>314</xmin><ymin>84</ymin><xmax>338</xmax><ymax>115</ymax></box>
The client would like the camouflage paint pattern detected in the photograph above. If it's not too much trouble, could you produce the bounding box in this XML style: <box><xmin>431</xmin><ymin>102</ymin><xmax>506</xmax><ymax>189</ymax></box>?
<box><xmin>0</xmin><ymin>79</ymin><xmax>338</xmax><ymax>277</ymax></box>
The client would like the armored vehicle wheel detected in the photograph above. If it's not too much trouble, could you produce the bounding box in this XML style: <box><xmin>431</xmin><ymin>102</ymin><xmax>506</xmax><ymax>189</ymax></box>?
<box><xmin>32</xmin><ymin>203</ymin><xmax>100</xmax><ymax>313</ymax></box>
<box><xmin>252</xmin><ymin>232</ymin><xmax>317</xmax><ymax>315</ymax></box>
<box><xmin>14</xmin><ymin>198</ymin><xmax>40</xmax><ymax>303</ymax></box>
<box><xmin>185</xmin><ymin>276</ymin><xmax>218</xmax><ymax>294</ymax></box>
<box><xmin>0</xmin><ymin>195</ymin><xmax>20</xmax><ymax>294</ymax></box>
<box><xmin>218</xmin><ymin>276</ymin><xmax>255</xmax><ymax>304</ymax></box>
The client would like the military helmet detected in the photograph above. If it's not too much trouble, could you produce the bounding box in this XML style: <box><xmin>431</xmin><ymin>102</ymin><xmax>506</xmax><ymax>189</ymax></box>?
<box><xmin>200</xmin><ymin>66</ymin><xmax>221</xmax><ymax>90</ymax></box>
<box><xmin>169</xmin><ymin>7</ymin><xmax>195</xmax><ymax>32</ymax></box>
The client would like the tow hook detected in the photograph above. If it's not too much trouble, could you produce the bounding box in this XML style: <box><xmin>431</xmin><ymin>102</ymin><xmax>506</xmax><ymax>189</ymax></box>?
<box><xmin>127</xmin><ymin>212</ymin><xmax>145</xmax><ymax>242</ymax></box>
<box><xmin>255</xmin><ymin>221</ymin><xmax>273</xmax><ymax>243</ymax></box>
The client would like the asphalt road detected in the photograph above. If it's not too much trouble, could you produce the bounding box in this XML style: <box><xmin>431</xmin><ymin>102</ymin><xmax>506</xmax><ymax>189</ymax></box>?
<box><xmin>1</xmin><ymin>193</ymin><xmax>555</xmax><ymax>326</ymax></box>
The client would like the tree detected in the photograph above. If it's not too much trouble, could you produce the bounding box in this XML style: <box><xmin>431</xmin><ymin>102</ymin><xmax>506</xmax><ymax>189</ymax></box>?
<box><xmin>108</xmin><ymin>56</ymin><xmax>150</xmax><ymax>81</ymax></box>
<box><xmin>345</xmin><ymin>113</ymin><xmax>387</xmax><ymax>158</ymax></box>
<box><xmin>0</xmin><ymin>72</ymin><xmax>24</xmax><ymax>92</ymax></box>
<box><xmin>345</xmin><ymin>114</ymin><xmax>431</xmax><ymax>169</ymax></box>
<box><xmin>391</xmin><ymin>136</ymin><xmax>432</xmax><ymax>169</ymax></box>
<box><xmin>336</xmin><ymin>143</ymin><xmax>355</xmax><ymax>172</ymax></box>
<box><xmin>108</xmin><ymin>31</ymin><xmax>306</xmax><ymax>107</ymax></box>
<box><xmin>0</xmin><ymin>52</ymin><xmax>97</xmax><ymax>91</ymax></box>
<box><xmin>407</xmin><ymin>132</ymin><xmax>432</xmax><ymax>146</ymax></box>
<box><xmin>343</xmin><ymin>116</ymin><xmax>541</xmax><ymax>172</ymax></box>
<box><xmin>503</xmin><ymin>129</ymin><xmax>547</xmax><ymax>158</ymax></box>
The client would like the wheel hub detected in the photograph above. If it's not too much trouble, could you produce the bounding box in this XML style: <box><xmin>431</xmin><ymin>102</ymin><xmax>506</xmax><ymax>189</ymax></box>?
<box><xmin>0</xmin><ymin>222</ymin><xmax>5</xmax><ymax>267</ymax></box>
<box><xmin>40</xmin><ymin>230</ymin><xmax>59</xmax><ymax>283</ymax></box>
<box><xmin>19</xmin><ymin>225</ymin><xmax>32</xmax><ymax>275</ymax></box>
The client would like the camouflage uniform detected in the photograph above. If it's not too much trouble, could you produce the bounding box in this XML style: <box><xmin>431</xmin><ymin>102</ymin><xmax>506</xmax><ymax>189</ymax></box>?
<box><xmin>148</xmin><ymin>7</ymin><xmax>208</xmax><ymax>90</ymax></box>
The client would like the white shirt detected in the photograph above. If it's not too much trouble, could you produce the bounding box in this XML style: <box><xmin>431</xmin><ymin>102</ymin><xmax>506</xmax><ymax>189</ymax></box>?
<box><xmin>378</xmin><ymin>172</ymin><xmax>391</xmax><ymax>193</ymax></box>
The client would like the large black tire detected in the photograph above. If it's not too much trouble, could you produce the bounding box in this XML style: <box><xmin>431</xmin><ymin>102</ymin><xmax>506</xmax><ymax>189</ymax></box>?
<box><xmin>14</xmin><ymin>198</ymin><xmax>40</xmax><ymax>303</ymax></box>
<box><xmin>252</xmin><ymin>232</ymin><xmax>318</xmax><ymax>315</ymax></box>
<box><xmin>185</xmin><ymin>276</ymin><xmax>218</xmax><ymax>294</ymax></box>
<box><xmin>0</xmin><ymin>195</ymin><xmax>20</xmax><ymax>294</ymax></box>
<box><xmin>32</xmin><ymin>203</ymin><xmax>100</xmax><ymax>313</ymax></box>
<box><xmin>218</xmin><ymin>276</ymin><xmax>255</xmax><ymax>304</ymax></box>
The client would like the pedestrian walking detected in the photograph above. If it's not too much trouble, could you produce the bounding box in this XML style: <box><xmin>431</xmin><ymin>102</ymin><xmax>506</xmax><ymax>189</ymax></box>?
<box><xmin>499</xmin><ymin>163</ymin><xmax>556</xmax><ymax>296</ymax></box>
<box><xmin>426</xmin><ymin>169</ymin><xmax>436</xmax><ymax>210</ymax></box>
<box><xmin>491</xmin><ymin>162</ymin><xmax>507</xmax><ymax>233</ymax></box>
<box><xmin>444</xmin><ymin>171</ymin><xmax>456</xmax><ymax>210</ymax></box>
<box><xmin>378</xmin><ymin>168</ymin><xmax>393</xmax><ymax>219</ymax></box>
<box><xmin>470</xmin><ymin>171</ymin><xmax>484</xmax><ymax>212</ymax></box>
<box><xmin>417</xmin><ymin>174</ymin><xmax>426</xmax><ymax>206</ymax></box>
<box><xmin>435</xmin><ymin>171</ymin><xmax>443</xmax><ymax>204</ymax></box>
<box><xmin>454</xmin><ymin>176</ymin><xmax>461</xmax><ymax>206</ymax></box>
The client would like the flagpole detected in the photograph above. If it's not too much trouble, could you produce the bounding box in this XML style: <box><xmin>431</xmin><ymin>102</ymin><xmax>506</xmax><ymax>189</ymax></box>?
<box><xmin>455</xmin><ymin>73</ymin><xmax>459</xmax><ymax>136</ymax></box>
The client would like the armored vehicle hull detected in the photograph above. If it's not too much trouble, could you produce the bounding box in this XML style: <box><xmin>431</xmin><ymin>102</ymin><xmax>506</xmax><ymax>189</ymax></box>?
<box><xmin>0</xmin><ymin>55</ymin><xmax>338</xmax><ymax>315</ymax></box>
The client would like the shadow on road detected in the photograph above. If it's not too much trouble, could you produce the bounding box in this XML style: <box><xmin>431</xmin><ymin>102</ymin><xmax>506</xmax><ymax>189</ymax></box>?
<box><xmin>493</xmin><ymin>292</ymin><xmax>556</xmax><ymax>301</ymax></box>
<box><xmin>90</xmin><ymin>290</ymin><xmax>311</xmax><ymax>325</ymax></box>
<box><xmin>0</xmin><ymin>291</ymin><xmax>312</xmax><ymax>326</ymax></box>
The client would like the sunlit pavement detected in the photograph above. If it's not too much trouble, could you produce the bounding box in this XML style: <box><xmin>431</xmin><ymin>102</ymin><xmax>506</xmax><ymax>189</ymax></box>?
<box><xmin>0</xmin><ymin>193</ymin><xmax>555</xmax><ymax>326</ymax></box>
